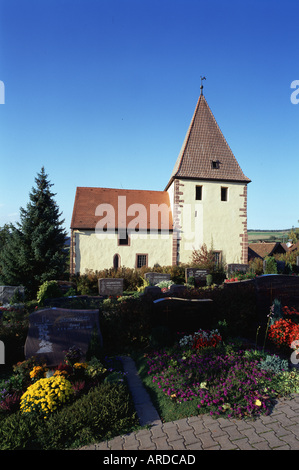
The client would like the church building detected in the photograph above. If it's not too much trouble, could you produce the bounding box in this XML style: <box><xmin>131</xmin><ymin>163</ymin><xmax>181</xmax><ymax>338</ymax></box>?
<box><xmin>70</xmin><ymin>88</ymin><xmax>251</xmax><ymax>274</ymax></box>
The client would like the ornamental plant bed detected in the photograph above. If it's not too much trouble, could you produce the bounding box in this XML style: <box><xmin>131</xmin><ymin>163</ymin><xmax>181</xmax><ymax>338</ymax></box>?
<box><xmin>141</xmin><ymin>325</ymin><xmax>299</xmax><ymax>423</ymax></box>
<box><xmin>266</xmin><ymin>304</ymin><xmax>299</xmax><ymax>354</ymax></box>
<box><xmin>0</xmin><ymin>348</ymin><xmax>139</xmax><ymax>449</ymax></box>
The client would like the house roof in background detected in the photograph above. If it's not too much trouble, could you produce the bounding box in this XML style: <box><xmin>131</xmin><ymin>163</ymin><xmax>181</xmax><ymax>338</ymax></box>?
<box><xmin>288</xmin><ymin>241</ymin><xmax>299</xmax><ymax>252</ymax></box>
<box><xmin>248</xmin><ymin>242</ymin><xmax>287</xmax><ymax>259</ymax></box>
<box><xmin>165</xmin><ymin>94</ymin><xmax>251</xmax><ymax>189</ymax></box>
<box><xmin>71</xmin><ymin>187</ymin><xmax>173</xmax><ymax>230</ymax></box>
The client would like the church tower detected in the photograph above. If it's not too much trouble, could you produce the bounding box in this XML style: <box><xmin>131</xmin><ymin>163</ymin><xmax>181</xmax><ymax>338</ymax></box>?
<box><xmin>166</xmin><ymin>87</ymin><xmax>251</xmax><ymax>266</ymax></box>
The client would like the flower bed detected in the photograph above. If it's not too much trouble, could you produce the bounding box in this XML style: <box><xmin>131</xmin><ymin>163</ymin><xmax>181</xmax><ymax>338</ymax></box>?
<box><xmin>146</xmin><ymin>326</ymin><xmax>299</xmax><ymax>420</ymax></box>
<box><xmin>266</xmin><ymin>303</ymin><xmax>299</xmax><ymax>362</ymax></box>
<box><xmin>179</xmin><ymin>329</ymin><xmax>222</xmax><ymax>350</ymax></box>
<box><xmin>268</xmin><ymin>319</ymin><xmax>299</xmax><ymax>350</ymax></box>
<box><xmin>0</xmin><ymin>347</ymin><xmax>139</xmax><ymax>449</ymax></box>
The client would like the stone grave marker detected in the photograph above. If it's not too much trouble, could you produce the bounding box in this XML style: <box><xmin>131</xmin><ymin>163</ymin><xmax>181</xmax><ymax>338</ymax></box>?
<box><xmin>143</xmin><ymin>286</ymin><xmax>162</xmax><ymax>297</ymax></box>
<box><xmin>152</xmin><ymin>297</ymin><xmax>213</xmax><ymax>333</ymax></box>
<box><xmin>0</xmin><ymin>286</ymin><xmax>24</xmax><ymax>304</ymax></box>
<box><xmin>227</xmin><ymin>264</ymin><xmax>249</xmax><ymax>274</ymax></box>
<box><xmin>276</xmin><ymin>261</ymin><xmax>286</xmax><ymax>273</ymax></box>
<box><xmin>144</xmin><ymin>272</ymin><xmax>171</xmax><ymax>286</ymax></box>
<box><xmin>185</xmin><ymin>268</ymin><xmax>208</xmax><ymax>286</ymax></box>
<box><xmin>25</xmin><ymin>308</ymin><xmax>101</xmax><ymax>366</ymax></box>
<box><xmin>98</xmin><ymin>278</ymin><xmax>123</xmax><ymax>296</ymax></box>
<box><xmin>168</xmin><ymin>284</ymin><xmax>187</xmax><ymax>296</ymax></box>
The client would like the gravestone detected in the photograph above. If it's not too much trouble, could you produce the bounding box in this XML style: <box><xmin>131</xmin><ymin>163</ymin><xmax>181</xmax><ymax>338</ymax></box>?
<box><xmin>98</xmin><ymin>278</ymin><xmax>123</xmax><ymax>296</ymax></box>
<box><xmin>225</xmin><ymin>275</ymin><xmax>299</xmax><ymax>326</ymax></box>
<box><xmin>276</xmin><ymin>261</ymin><xmax>286</xmax><ymax>273</ymax></box>
<box><xmin>0</xmin><ymin>286</ymin><xmax>24</xmax><ymax>304</ymax></box>
<box><xmin>56</xmin><ymin>280</ymin><xmax>76</xmax><ymax>294</ymax></box>
<box><xmin>227</xmin><ymin>264</ymin><xmax>249</xmax><ymax>274</ymax></box>
<box><xmin>185</xmin><ymin>268</ymin><xmax>208</xmax><ymax>286</ymax></box>
<box><xmin>168</xmin><ymin>284</ymin><xmax>187</xmax><ymax>296</ymax></box>
<box><xmin>25</xmin><ymin>308</ymin><xmax>101</xmax><ymax>366</ymax></box>
<box><xmin>144</xmin><ymin>272</ymin><xmax>171</xmax><ymax>286</ymax></box>
<box><xmin>255</xmin><ymin>275</ymin><xmax>299</xmax><ymax>306</ymax></box>
<box><xmin>152</xmin><ymin>297</ymin><xmax>213</xmax><ymax>332</ymax></box>
<box><xmin>143</xmin><ymin>286</ymin><xmax>162</xmax><ymax>297</ymax></box>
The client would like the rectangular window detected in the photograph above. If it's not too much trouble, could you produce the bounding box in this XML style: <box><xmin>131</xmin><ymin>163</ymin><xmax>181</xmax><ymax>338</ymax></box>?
<box><xmin>118</xmin><ymin>229</ymin><xmax>129</xmax><ymax>246</ymax></box>
<box><xmin>136</xmin><ymin>254</ymin><xmax>148</xmax><ymax>268</ymax></box>
<box><xmin>221</xmin><ymin>187</ymin><xmax>228</xmax><ymax>201</ymax></box>
<box><xmin>213</xmin><ymin>251</ymin><xmax>222</xmax><ymax>267</ymax></box>
<box><xmin>195</xmin><ymin>185</ymin><xmax>202</xmax><ymax>200</ymax></box>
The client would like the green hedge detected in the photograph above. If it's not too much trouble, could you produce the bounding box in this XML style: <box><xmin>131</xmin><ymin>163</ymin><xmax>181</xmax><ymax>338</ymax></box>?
<box><xmin>70</xmin><ymin>265</ymin><xmax>228</xmax><ymax>295</ymax></box>
<box><xmin>0</xmin><ymin>382</ymin><xmax>138</xmax><ymax>450</ymax></box>
<box><xmin>71</xmin><ymin>265</ymin><xmax>187</xmax><ymax>294</ymax></box>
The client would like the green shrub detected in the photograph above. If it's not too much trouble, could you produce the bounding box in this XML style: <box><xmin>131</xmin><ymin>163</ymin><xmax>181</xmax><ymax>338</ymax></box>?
<box><xmin>264</xmin><ymin>256</ymin><xmax>278</xmax><ymax>274</ymax></box>
<box><xmin>85</xmin><ymin>357</ymin><xmax>107</xmax><ymax>380</ymax></box>
<box><xmin>243</xmin><ymin>349</ymin><xmax>267</xmax><ymax>362</ymax></box>
<box><xmin>249</xmin><ymin>257</ymin><xmax>263</xmax><ymax>275</ymax></box>
<box><xmin>259</xmin><ymin>354</ymin><xmax>289</xmax><ymax>374</ymax></box>
<box><xmin>37</xmin><ymin>280</ymin><xmax>63</xmax><ymax>305</ymax></box>
<box><xmin>37</xmin><ymin>383</ymin><xmax>138</xmax><ymax>449</ymax></box>
<box><xmin>0</xmin><ymin>412</ymin><xmax>39</xmax><ymax>450</ymax></box>
<box><xmin>155</xmin><ymin>280</ymin><xmax>174</xmax><ymax>289</ymax></box>
<box><xmin>187</xmin><ymin>276</ymin><xmax>195</xmax><ymax>286</ymax></box>
<box><xmin>271</xmin><ymin>370</ymin><xmax>299</xmax><ymax>396</ymax></box>
<box><xmin>206</xmin><ymin>274</ymin><xmax>213</xmax><ymax>286</ymax></box>
<box><xmin>71</xmin><ymin>265</ymin><xmax>187</xmax><ymax>294</ymax></box>
<box><xmin>100</xmin><ymin>296</ymin><xmax>151</xmax><ymax>353</ymax></box>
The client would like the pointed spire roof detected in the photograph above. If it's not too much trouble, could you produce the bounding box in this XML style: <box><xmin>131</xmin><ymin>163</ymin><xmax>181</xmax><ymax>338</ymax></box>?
<box><xmin>165</xmin><ymin>94</ymin><xmax>251</xmax><ymax>189</ymax></box>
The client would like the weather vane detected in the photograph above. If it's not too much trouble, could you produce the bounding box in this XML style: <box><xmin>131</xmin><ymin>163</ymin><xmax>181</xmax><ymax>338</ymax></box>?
<box><xmin>200</xmin><ymin>76</ymin><xmax>206</xmax><ymax>95</ymax></box>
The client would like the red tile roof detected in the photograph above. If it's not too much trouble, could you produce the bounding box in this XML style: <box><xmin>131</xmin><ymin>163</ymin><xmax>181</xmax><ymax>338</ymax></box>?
<box><xmin>71</xmin><ymin>187</ymin><xmax>173</xmax><ymax>230</ymax></box>
<box><xmin>166</xmin><ymin>94</ymin><xmax>251</xmax><ymax>189</ymax></box>
<box><xmin>248</xmin><ymin>242</ymin><xmax>287</xmax><ymax>259</ymax></box>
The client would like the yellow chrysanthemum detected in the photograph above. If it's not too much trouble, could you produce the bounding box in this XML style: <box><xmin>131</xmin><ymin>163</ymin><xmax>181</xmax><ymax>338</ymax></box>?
<box><xmin>20</xmin><ymin>375</ymin><xmax>74</xmax><ymax>418</ymax></box>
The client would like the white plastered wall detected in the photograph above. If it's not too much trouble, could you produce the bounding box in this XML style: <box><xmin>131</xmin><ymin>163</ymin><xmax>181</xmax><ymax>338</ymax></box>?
<box><xmin>74</xmin><ymin>230</ymin><xmax>173</xmax><ymax>273</ymax></box>
<box><xmin>168</xmin><ymin>179</ymin><xmax>247</xmax><ymax>265</ymax></box>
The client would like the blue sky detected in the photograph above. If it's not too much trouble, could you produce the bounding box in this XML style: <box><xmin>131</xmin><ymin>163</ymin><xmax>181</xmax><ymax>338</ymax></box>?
<box><xmin>0</xmin><ymin>0</ymin><xmax>298</xmax><ymax>234</ymax></box>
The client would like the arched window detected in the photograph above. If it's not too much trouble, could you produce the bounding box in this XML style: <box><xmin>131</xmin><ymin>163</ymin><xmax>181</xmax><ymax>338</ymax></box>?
<box><xmin>113</xmin><ymin>254</ymin><xmax>120</xmax><ymax>269</ymax></box>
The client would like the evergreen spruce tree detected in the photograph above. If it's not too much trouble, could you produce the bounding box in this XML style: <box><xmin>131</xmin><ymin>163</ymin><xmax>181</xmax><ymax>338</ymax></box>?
<box><xmin>0</xmin><ymin>224</ymin><xmax>25</xmax><ymax>287</ymax></box>
<box><xmin>0</xmin><ymin>167</ymin><xmax>67</xmax><ymax>297</ymax></box>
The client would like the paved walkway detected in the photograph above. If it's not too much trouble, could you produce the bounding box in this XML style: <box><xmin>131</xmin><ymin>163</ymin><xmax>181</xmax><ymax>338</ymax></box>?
<box><xmin>80</xmin><ymin>356</ymin><xmax>299</xmax><ymax>451</ymax></box>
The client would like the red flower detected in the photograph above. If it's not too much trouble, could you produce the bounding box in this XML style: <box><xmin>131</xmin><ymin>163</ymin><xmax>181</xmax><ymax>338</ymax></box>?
<box><xmin>268</xmin><ymin>318</ymin><xmax>299</xmax><ymax>349</ymax></box>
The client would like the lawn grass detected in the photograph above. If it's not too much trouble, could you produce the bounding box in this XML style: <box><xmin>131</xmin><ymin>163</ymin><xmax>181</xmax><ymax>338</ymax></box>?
<box><xmin>132</xmin><ymin>350</ymin><xmax>200</xmax><ymax>423</ymax></box>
